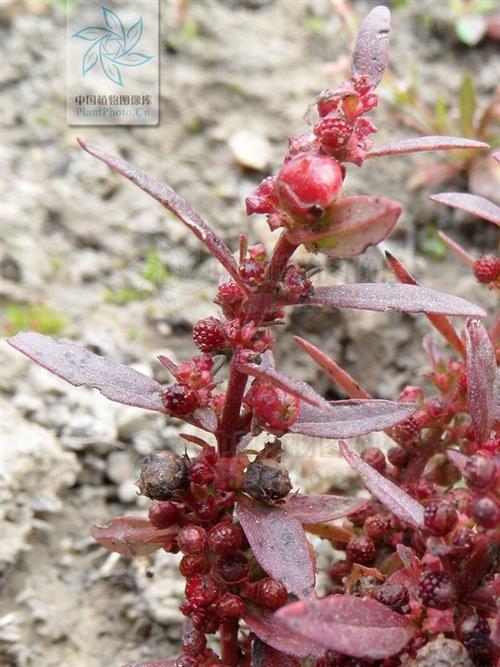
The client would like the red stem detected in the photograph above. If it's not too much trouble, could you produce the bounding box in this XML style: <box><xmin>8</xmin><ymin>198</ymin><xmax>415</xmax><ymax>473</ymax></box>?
<box><xmin>216</xmin><ymin>233</ymin><xmax>298</xmax><ymax>459</ymax></box>
<box><xmin>220</xmin><ymin>620</ymin><xmax>240</xmax><ymax>666</ymax></box>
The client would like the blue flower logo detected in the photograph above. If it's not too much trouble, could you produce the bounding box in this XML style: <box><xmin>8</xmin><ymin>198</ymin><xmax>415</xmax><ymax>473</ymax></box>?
<box><xmin>73</xmin><ymin>6</ymin><xmax>153</xmax><ymax>86</ymax></box>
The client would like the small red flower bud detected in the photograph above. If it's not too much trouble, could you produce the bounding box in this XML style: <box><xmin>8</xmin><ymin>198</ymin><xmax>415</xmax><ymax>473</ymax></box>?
<box><xmin>329</xmin><ymin>559</ymin><xmax>350</xmax><ymax>584</ymax></box>
<box><xmin>215</xmin><ymin>552</ymin><xmax>249</xmax><ymax>584</ymax></box>
<box><xmin>207</xmin><ymin>522</ymin><xmax>243</xmax><ymax>556</ymax></box>
<box><xmin>179</xmin><ymin>553</ymin><xmax>210</xmax><ymax>577</ymax></box>
<box><xmin>148</xmin><ymin>500</ymin><xmax>179</xmax><ymax>528</ymax></box>
<box><xmin>398</xmin><ymin>385</ymin><xmax>424</xmax><ymax>403</ymax></box>
<box><xmin>193</xmin><ymin>317</ymin><xmax>226</xmax><ymax>353</ymax></box>
<box><xmin>254</xmin><ymin>578</ymin><xmax>288</xmax><ymax>609</ymax></box>
<box><xmin>470</xmin><ymin>495</ymin><xmax>498</xmax><ymax>528</ymax></box>
<box><xmin>277</xmin><ymin>152</ymin><xmax>344</xmax><ymax>223</ymax></box>
<box><xmin>451</xmin><ymin>527</ymin><xmax>475</xmax><ymax>552</ymax></box>
<box><xmin>464</xmin><ymin>455</ymin><xmax>496</xmax><ymax>490</ymax></box>
<box><xmin>215</xmin><ymin>281</ymin><xmax>245</xmax><ymax>318</ymax></box>
<box><xmin>190</xmin><ymin>461</ymin><xmax>216</xmax><ymax>486</ymax></box>
<box><xmin>361</xmin><ymin>447</ymin><xmax>386</xmax><ymax>473</ymax></box>
<box><xmin>196</xmin><ymin>496</ymin><xmax>219</xmax><ymax>523</ymax></box>
<box><xmin>371</xmin><ymin>581</ymin><xmax>409</xmax><ymax>612</ymax></box>
<box><xmin>473</xmin><ymin>254</ymin><xmax>500</xmax><ymax>283</ymax></box>
<box><xmin>177</xmin><ymin>525</ymin><xmax>207</xmax><ymax>554</ymax></box>
<box><xmin>364</xmin><ymin>514</ymin><xmax>392</xmax><ymax>542</ymax></box>
<box><xmin>314</xmin><ymin>115</ymin><xmax>353</xmax><ymax>152</ymax></box>
<box><xmin>245</xmin><ymin>176</ymin><xmax>278</xmax><ymax>215</ymax></box>
<box><xmin>387</xmin><ymin>446</ymin><xmax>410</xmax><ymax>469</ymax></box>
<box><xmin>346</xmin><ymin>536</ymin><xmax>376</xmax><ymax>565</ymax></box>
<box><xmin>393</xmin><ymin>416</ymin><xmax>421</xmax><ymax>448</ymax></box>
<box><xmin>185</xmin><ymin>575</ymin><xmax>219</xmax><ymax>607</ymax></box>
<box><xmin>423</xmin><ymin>501</ymin><xmax>458</xmax><ymax>536</ymax></box>
<box><xmin>419</xmin><ymin>570</ymin><xmax>455</xmax><ymax>609</ymax></box>
<box><xmin>216</xmin><ymin>592</ymin><xmax>245</xmax><ymax>620</ymax></box>
<box><xmin>162</xmin><ymin>383</ymin><xmax>198</xmax><ymax>417</ymax></box>
<box><xmin>245</xmin><ymin>382</ymin><xmax>300</xmax><ymax>433</ymax></box>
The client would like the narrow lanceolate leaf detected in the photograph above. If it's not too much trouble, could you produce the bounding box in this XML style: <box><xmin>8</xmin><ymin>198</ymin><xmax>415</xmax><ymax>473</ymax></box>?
<box><xmin>276</xmin><ymin>595</ymin><xmax>415</xmax><ymax>660</ymax></box>
<box><xmin>300</xmin><ymin>283</ymin><xmax>486</xmax><ymax>317</ymax></box>
<box><xmin>287</xmin><ymin>196</ymin><xmax>401</xmax><ymax>259</ymax></box>
<box><xmin>465</xmin><ymin>319</ymin><xmax>497</xmax><ymax>444</ymax></box>
<box><xmin>236</xmin><ymin>358</ymin><xmax>328</xmax><ymax>411</ymax></box>
<box><xmin>243</xmin><ymin>607</ymin><xmax>323</xmax><ymax>658</ymax></box>
<box><xmin>294</xmin><ymin>336</ymin><xmax>372</xmax><ymax>399</ymax></box>
<box><xmin>7</xmin><ymin>332</ymin><xmax>166</xmax><ymax>413</ymax></box>
<box><xmin>367</xmin><ymin>136</ymin><xmax>488</xmax><ymax>159</ymax></box>
<box><xmin>284</xmin><ymin>494</ymin><xmax>365</xmax><ymax>523</ymax></box>
<box><xmin>252</xmin><ymin>639</ymin><xmax>301</xmax><ymax>667</ymax></box>
<box><xmin>91</xmin><ymin>516</ymin><xmax>176</xmax><ymax>556</ymax></box>
<box><xmin>385</xmin><ymin>252</ymin><xmax>465</xmax><ymax>356</ymax></box>
<box><xmin>236</xmin><ymin>498</ymin><xmax>316</xmax><ymax>600</ymax></box>
<box><xmin>429</xmin><ymin>192</ymin><xmax>500</xmax><ymax>226</ymax></box>
<box><xmin>340</xmin><ymin>441</ymin><xmax>424</xmax><ymax>528</ymax></box>
<box><xmin>290</xmin><ymin>400</ymin><xmax>417</xmax><ymax>439</ymax></box>
<box><xmin>351</xmin><ymin>5</ymin><xmax>390</xmax><ymax>87</ymax></box>
<box><xmin>77</xmin><ymin>139</ymin><xmax>243</xmax><ymax>285</ymax></box>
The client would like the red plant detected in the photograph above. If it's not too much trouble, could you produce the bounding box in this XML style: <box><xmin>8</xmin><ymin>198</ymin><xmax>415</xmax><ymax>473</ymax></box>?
<box><xmin>7</xmin><ymin>7</ymin><xmax>499</xmax><ymax>666</ymax></box>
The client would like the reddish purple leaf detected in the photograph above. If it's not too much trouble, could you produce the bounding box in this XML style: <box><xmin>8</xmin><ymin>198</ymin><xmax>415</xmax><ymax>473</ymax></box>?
<box><xmin>192</xmin><ymin>407</ymin><xmax>218</xmax><ymax>433</ymax></box>
<box><xmin>7</xmin><ymin>332</ymin><xmax>166</xmax><ymax>413</ymax></box>
<box><xmin>276</xmin><ymin>594</ymin><xmax>415</xmax><ymax>660</ymax></box>
<box><xmin>429</xmin><ymin>192</ymin><xmax>500</xmax><ymax>226</ymax></box>
<box><xmin>301</xmin><ymin>283</ymin><xmax>486</xmax><ymax>317</ymax></box>
<box><xmin>287</xmin><ymin>196</ymin><xmax>401</xmax><ymax>259</ymax></box>
<box><xmin>91</xmin><ymin>516</ymin><xmax>176</xmax><ymax>556</ymax></box>
<box><xmin>385</xmin><ymin>252</ymin><xmax>465</xmax><ymax>356</ymax></box>
<box><xmin>295</xmin><ymin>336</ymin><xmax>372</xmax><ymax>399</ymax></box>
<box><xmin>340</xmin><ymin>441</ymin><xmax>424</xmax><ymax>528</ymax></box>
<box><xmin>243</xmin><ymin>607</ymin><xmax>323</xmax><ymax>658</ymax></box>
<box><xmin>284</xmin><ymin>494</ymin><xmax>365</xmax><ymax>523</ymax></box>
<box><xmin>290</xmin><ymin>399</ymin><xmax>417</xmax><ymax>439</ymax></box>
<box><xmin>351</xmin><ymin>5</ymin><xmax>391</xmax><ymax>87</ymax></box>
<box><xmin>464</xmin><ymin>319</ymin><xmax>497</xmax><ymax>444</ymax></box>
<box><xmin>236</xmin><ymin>498</ymin><xmax>316</xmax><ymax>600</ymax></box>
<box><xmin>236</xmin><ymin>358</ymin><xmax>328</xmax><ymax>411</ymax></box>
<box><xmin>78</xmin><ymin>139</ymin><xmax>243</xmax><ymax>285</ymax></box>
<box><xmin>252</xmin><ymin>640</ymin><xmax>302</xmax><ymax>667</ymax></box>
<box><xmin>368</xmin><ymin>136</ymin><xmax>488</xmax><ymax>159</ymax></box>
<box><xmin>121</xmin><ymin>662</ymin><xmax>177</xmax><ymax>667</ymax></box>
<box><xmin>493</xmin><ymin>150</ymin><xmax>500</xmax><ymax>164</ymax></box>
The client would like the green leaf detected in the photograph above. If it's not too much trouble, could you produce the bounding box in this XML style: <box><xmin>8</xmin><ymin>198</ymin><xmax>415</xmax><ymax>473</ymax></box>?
<box><xmin>4</xmin><ymin>302</ymin><xmax>66</xmax><ymax>336</ymax></box>
<box><xmin>459</xmin><ymin>75</ymin><xmax>476</xmax><ymax>137</ymax></box>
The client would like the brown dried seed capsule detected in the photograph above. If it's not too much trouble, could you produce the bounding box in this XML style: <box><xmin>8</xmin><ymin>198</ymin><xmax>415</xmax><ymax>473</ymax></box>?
<box><xmin>406</xmin><ymin>636</ymin><xmax>472</xmax><ymax>667</ymax></box>
<box><xmin>244</xmin><ymin>458</ymin><xmax>292</xmax><ymax>503</ymax></box>
<box><xmin>137</xmin><ymin>451</ymin><xmax>189</xmax><ymax>500</ymax></box>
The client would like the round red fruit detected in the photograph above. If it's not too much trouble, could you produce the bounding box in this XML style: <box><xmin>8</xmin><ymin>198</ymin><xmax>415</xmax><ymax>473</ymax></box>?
<box><xmin>464</xmin><ymin>455</ymin><xmax>496</xmax><ymax>490</ymax></box>
<box><xmin>423</xmin><ymin>501</ymin><xmax>458</xmax><ymax>536</ymax></box>
<box><xmin>148</xmin><ymin>500</ymin><xmax>179</xmax><ymax>528</ymax></box>
<box><xmin>346</xmin><ymin>536</ymin><xmax>376</xmax><ymax>565</ymax></box>
<box><xmin>470</xmin><ymin>495</ymin><xmax>498</xmax><ymax>528</ymax></box>
<box><xmin>185</xmin><ymin>575</ymin><xmax>219</xmax><ymax>607</ymax></box>
<box><xmin>473</xmin><ymin>255</ymin><xmax>500</xmax><ymax>283</ymax></box>
<box><xmin>208</xmin><ymin>522</ymin><xmax>243</xmax><ymax>556</ymax></box>
<box><xmin>361</xmin><ymin>447</ymin><xmax>386</xmax><ymax>473</ymax></box>
<box><xmin>179</xmin><ymin>553</ymin><xmax>210</xmax><ymax>577</ymax></box>
<box><xmin>254</xmin><ymin>578</ymin><xmax>288</xmax><ymax>609</ymax></box>
<box><xmin>177</xmin><ymin>524</ymin><xmax>207</xmax><ymax>554</ymax></box>
<box><xmin>162</xmin><ymin>383</ymin><xmax>198</xmax><ymax>417</ymax></box>
<box><xmin>193</xmin><ymin>317</ymin><xmax>226</xmax><ymax>353</ymax></box>
<box><xmin>419</xmin><ymin>570</ymin><xmax>455</xmax><ymax>609</ymax></box>
<box><xmin>277</xmin><ymin>152</ymin><xmax>343</xmax><ymax>222</ymax></box>
<box><xmin>216</xmin><ymin>593</ymin><xmax>245</xmax><ymax>620</ymax></box>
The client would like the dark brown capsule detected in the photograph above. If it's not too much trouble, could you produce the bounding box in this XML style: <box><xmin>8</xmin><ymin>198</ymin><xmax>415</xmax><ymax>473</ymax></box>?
<box><xmin>243</xmin><ymin>458</ymin><xmax>292</xmax><ymax>503</ymax></box>
<box><xmin>137</xmin><ymin>451</ymin><xmax>188</xmax><ymax>500</ymax></box>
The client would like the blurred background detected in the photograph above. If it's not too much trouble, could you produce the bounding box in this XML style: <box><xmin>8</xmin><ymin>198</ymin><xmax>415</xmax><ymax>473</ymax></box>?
<box><xmin>1</xmin><ymin>1</ymin><xmax>498</xmax><ymax>665</ymax></box>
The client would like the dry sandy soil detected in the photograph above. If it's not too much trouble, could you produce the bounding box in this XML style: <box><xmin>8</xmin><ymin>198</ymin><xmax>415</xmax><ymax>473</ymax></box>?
<box><xmin>1</xmin><ymin>1</ymin><xmax>498</xmax><ymax>666</ymax></box>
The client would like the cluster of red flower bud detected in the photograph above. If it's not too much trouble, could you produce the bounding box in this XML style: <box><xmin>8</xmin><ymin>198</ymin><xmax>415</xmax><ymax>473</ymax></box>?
<box><xmin>245</xmin><ymin>75</ymin><xmax>378</xmax><ymax>232</ymax></box>
<box><xmin>136</xmin><ymin>445</ymin><xmax>292</xmax><ymax>666</ymax></box>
